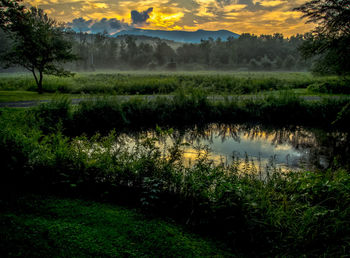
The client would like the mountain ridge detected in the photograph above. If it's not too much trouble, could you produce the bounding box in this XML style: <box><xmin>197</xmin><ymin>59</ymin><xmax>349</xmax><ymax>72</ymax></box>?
<box><xmin>113</xmin><ymin>28</ymin><xmax>240</xmax><ymax>43</ymax></box>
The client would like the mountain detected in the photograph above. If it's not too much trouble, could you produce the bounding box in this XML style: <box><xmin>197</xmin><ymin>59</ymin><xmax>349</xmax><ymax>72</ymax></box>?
<box><xmin>114</xmin><ymin>35</ymin><xmax>184</xmax><ymax>49</ymax></box>
<box><xmin>113</xmin><ymin>29</ymin><xmax>239</xmax><ymax>43</ymax></box>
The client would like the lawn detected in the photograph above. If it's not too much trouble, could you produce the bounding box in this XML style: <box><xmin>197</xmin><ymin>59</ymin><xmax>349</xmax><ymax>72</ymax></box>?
<box><xmin>0</xmin><ymin>195</ymin><xmax>232</xmax><ymax>257</ymax></box>
<box><xmin>0</xmin><ymin>91</ymin><xmax>82</xmax><ymax>103</ymax></box>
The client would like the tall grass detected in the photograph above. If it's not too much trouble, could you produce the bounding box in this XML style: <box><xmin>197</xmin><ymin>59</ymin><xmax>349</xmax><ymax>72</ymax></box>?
<box><xmin>0</xmin><ymin>72</ymin><xmax>347</xmax><ymax>95</ymax></box>
<box><xmin>26</xmin><ymin>92</ymin><xmax>350</xmax><ymax>136</ymax></box>
<box><xmin>0</xmin><ymin>107</ymin><xmax>349</xmax><ymax>256</ymax></box>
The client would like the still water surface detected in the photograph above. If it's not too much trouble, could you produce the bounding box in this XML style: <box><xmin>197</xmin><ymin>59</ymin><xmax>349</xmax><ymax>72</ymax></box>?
<box><xmin>120</xmin><ymin>124</ymin><xmax>349</xmax><ymax>172</ymax></box>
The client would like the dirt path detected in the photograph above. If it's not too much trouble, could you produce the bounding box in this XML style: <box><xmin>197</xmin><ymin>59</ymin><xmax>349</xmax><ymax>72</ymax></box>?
<box><xmin>0</xmin><ymin>98</ymin><xmax>86</xmax><ymax>108</ymax></box>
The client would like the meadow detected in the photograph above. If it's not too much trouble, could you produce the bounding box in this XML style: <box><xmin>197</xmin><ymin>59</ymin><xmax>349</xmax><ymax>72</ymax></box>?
<box><xmin>1</xmin><ymin>91</ymin><xmax>350</xmax><ymax>256</ymax></box>
<box><xmin>0</xmin><ymin>71</ymin><xmax>349</xmax><ymax>103</ymax></box>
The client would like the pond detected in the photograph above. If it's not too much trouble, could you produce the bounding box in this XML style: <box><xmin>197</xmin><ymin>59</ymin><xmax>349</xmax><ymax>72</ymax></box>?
<box><xmin>119</xmin><ymin>123</ymin><xmax>349</xmax><ymax>173</ymax></box>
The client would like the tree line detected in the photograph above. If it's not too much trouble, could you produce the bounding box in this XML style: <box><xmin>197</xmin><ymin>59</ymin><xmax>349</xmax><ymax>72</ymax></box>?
<box><xmin>68</xmin><ymin>32</ymin><xmax>311</xmax><ymax>71</ymax></box>
<box><xmin>1</xmin><ymin>0</ymin><xmax>349</xmax><ymax>93</ymax></box>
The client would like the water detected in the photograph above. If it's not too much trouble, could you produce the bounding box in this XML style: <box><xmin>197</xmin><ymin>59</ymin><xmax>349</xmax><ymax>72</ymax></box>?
<box><xmin>120</xmin><ymin>124</ymin><xmax>349</xmax><ymax>172</ymax></box>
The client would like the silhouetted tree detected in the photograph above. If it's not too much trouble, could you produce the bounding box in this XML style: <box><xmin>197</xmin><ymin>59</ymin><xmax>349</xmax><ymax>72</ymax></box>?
<box><xmin>295</xmin><ymin>0</ymin><xmax>350</xmax><ymax>75</ymax></box>
<box><xmin>0</xmin><ymin>0</ymin><xmax>77</xmax><ymax>93</ymax></box>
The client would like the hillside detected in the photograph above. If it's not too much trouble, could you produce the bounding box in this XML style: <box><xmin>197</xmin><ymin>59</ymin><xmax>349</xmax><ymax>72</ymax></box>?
<box><xmin>115</xmin><ymin>34</ymin><xmax>184</xmax><ymax>49</ymax></box>
<box><xmin>114</xmin><ymin>29</ymin><xmax>239</xmax><ymax>43</ymax></box>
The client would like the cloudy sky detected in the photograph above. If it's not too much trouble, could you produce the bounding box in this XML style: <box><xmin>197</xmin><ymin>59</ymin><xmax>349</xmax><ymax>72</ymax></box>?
<box><xmin>24</xmin><ymin>0</ymin><xmax>314</xmax><ymax>36</ymax></box>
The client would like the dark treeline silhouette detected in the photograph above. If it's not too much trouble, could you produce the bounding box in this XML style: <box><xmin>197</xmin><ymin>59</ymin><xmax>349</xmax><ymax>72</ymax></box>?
<box><xmin>0</xmin><ymin>28</ymin><xmax>312</xmax><ymax>72</ymax></box>
<box><xmin>64</xmin><ymin>31</ymin><xmax>311</xmax><ymax>71</ymax></box>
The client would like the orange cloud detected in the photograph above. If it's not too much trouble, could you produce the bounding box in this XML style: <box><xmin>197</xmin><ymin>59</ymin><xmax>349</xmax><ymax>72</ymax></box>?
<box><xmin>23</xmin><ymin>0</ymin><xmax>313</xmax><ymax>36</ymax></box>
<box><xmin>147</xmin><ymin>11</ymin><xmax>184</xmax><ymax>29</ymax></box>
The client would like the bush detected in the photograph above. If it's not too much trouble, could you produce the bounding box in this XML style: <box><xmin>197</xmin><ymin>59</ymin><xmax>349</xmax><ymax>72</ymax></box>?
<box><xmin>308</xmin><ymin>81</ymin><xmax>350</xmax><ymax>94</ymax></box>
<box><xmin>1</xmin><ymin>109</ymin><xmax>349</xmax><ymax>256</ymax></box>
<box><xmin>31</xmin><ymin>97</ymin><xmax>72</xmax><ymax>134</ymax></box>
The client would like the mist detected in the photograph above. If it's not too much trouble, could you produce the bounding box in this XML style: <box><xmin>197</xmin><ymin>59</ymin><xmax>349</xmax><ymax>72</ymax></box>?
<box><xmin>66</xmin><ymin>32</ymin><xmax>310</xmax><ymax>72</ymax></box>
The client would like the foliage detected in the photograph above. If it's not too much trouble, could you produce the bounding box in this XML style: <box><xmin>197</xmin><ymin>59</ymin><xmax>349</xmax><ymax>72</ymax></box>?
<box><xmin>0</xmin><ymin>0</ymin><xmax>76</xmax><ymax>93</ymax></box>
<box><xmin>1</xmin><ymin>106</ymin><xmax>350</xmax><ymax>256</ymax></box>
<box><xmin>68</xmin><ymin>94</ymin><xmax>350</xmax><ymax>135</ymax></box>
<box><xmin>307</xmin><ymin>80</ymin><xmax>350</xmax><ymax>94</ymax></box>
<box><xmin>295</xmin><ymin>0</ymin><xmax>350</xmax><ymax>75</ymax></box>
<box><xmin>0</xmin><ymin>27</ymin><xmax>310</xmax><ymax>71</ymax></box>
<box><xmin>0</xmin><ymin>195</ymin><xmax>231</xmax><ymax>257</ymax></box>
<box><xmin>174</xmin><ymin>33</ymin><xmax>308</xmax><ymax>71</ymax></box>
<box><xmin>295</xmin><ymin>0</ymin><xmax>350</xmax><ymax>37</ymax></box>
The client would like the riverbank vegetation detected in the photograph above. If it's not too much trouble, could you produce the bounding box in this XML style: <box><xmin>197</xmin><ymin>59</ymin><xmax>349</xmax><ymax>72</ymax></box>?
<box><xmin>1</xmin><ymin>96</ymin><xmax>350</xmax><ymax>256</ymax></box>
<box><xmin>32</xmin><ymin>93</ymin><xmax>350</xmax><ymax>135</ymax></box>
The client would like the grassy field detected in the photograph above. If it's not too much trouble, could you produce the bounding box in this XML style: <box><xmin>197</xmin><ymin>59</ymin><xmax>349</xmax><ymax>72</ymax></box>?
<box><xmin>0</xmin><ymin>195</ymin><xmax>231</xmax><ymax>257</ymax></box>
<box><xmin>0</xmin><ymin>71</ymin><xmax>348</xmax><ymax>103</ymax></box>
<box><xmin>0</xmin><ymin>91</ymin><xmax>84</xmax><ymax>103</ymax></box>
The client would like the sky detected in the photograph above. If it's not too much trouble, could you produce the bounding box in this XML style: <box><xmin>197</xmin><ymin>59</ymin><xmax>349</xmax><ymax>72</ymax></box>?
<box><xmin>24</xmin><ymin>0</ymin><xmax>314</xmax><ymax>36</ymax></box>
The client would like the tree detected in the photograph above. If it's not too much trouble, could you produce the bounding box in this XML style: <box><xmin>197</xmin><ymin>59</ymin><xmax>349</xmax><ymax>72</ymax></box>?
<box><xmin>295</xmin><ymin>0</ymin><xmax>350</xmax><ymax>75</ymax></box>
<box><xmin>260</xmin><ymin>55</ymin><xmax>273</xmax><ymax>70</ymax></box>
<box><xmin>154</xmin><ymin>41</ymin><xmax>175</xmax><ymax>66</ymax></box>
<box><xmin>0</xmin><ymin>0</ymin><xmax>76</xmax><ymax>93</ymax></box>
<box><xmin>283</xmin><ymin>55</ymin><xmax>296</xmax><ymax>70</ymax></box>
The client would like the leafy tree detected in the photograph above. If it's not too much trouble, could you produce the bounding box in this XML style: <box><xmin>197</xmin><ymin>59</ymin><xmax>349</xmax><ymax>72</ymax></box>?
<box><xmin>260</xmin><ymin>55</ymin><xmax>273</xmax><ymax>70</ymax></box>
<box><xmin>0</xmin><ymin>0</ymin><xmax>76</xmax><ymax>93</ymax></box>
<box><xmin>154</xmin><ymin>41</ymin><xmax>175</xmax><ymax>66</ymax></box>
<box><xmin>248</xmin><ymin>58</ymin><xmax>260</xmax><ymax>70</ymax></box>
<box><xmin>133</xmin><ymin>42</ymin><xmax>153</xmax><ymax>68</ymax></box>
<box><xmin>122</xmin><ymin>36</ymin><xmax>138</xmax><ymax>66</ymax></box>
<box><xmin>199</xmin><ymin>39</ymin><xmax>211</xmax><ymax>66</ymax></box>
<box><xmin>283</xmin><ymin>55</ymin><xmax>296</xmax><ymax>70</ymax></box>
<box><xmin>273</xmin><ymin>56</ymin><xmax>283</xmax><ymax>70</ymax></box>
<box><xmin>119</xmin><ymin>40</ymin><xmax>128</xmax><ymax>64</ymax></box>
<box><xmin>74</xmin><ymin>32</ymin><xmax>90</xmax><ymax>71</ymax></box>
<box><xmin>295</xmin><ymin>0</ymin><xmax>350</xmax><ymax>75</ymax></box>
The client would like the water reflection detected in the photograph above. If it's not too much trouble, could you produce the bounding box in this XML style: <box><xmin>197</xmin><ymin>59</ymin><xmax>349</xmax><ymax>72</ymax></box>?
<box><xmin>120</xmin><ymin>123</ymin><xmax>350</xmax><ymax>172</ymax></box>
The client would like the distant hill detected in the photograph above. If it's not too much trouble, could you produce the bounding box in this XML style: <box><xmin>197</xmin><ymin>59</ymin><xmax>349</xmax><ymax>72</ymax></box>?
<box><xmin>113</xmin><ymin>29</ymin><xmax>239</xmax><ymax>43</ymax></box>
<box><xmin>115</xmin><ymin>35</ymin><xmax>184</xmax><ymax>49</ymax></box>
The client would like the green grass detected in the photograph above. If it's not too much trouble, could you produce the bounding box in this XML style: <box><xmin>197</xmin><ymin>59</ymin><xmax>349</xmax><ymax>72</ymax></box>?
<box><xmin>0</xmin><ymin>195</ymin><xmax>231</xmax><ymax>257</ymax></box>
<box><xmin>0</xmin><ymin>89</ymin><xmax>346</xmax><ymax>104</ymax></box>
<box><xmin>0</xmin><ymin>91</ymin><xmax>82</xmax><ymax>103</ymax></box>
<box><xmin>0</xmin><ymin>71</ymin><xmax>348</xmax><ymax>97</ymax></box>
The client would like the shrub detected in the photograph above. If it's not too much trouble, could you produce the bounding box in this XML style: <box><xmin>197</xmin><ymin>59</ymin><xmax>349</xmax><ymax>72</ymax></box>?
<box><xmin>307</xmin><ymin>81</ymin><xmax>350</xmax><ymax>94</ymax></box>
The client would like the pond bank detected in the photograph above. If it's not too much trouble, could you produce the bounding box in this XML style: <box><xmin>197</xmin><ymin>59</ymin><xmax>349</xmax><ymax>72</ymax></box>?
<box><xmin>1</xmin><ymin>96</ymin><xmax>350</xmax><ymax>256</ymax></box>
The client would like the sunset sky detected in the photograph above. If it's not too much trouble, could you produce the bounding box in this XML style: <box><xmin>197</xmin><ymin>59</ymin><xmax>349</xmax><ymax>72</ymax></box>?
<box><xmin>24</xmin><ymin>0</ymin><xmax>314</xmax><ymax>36</ymax></box>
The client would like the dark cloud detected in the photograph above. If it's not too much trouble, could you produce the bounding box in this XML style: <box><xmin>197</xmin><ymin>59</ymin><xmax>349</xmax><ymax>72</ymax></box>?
<box><xmin>239</xmin><ymin>0</ymin><xmax>264</xmax><ymax>11</ymax></box>
<box><xmin>131</xmin><ymin>7</ymin><xmax>153</xmax><ymax>25</ymax></box>
<box><xmin>90</xmin><ymin>18</ymin><xmax>129</xmax><ymax>33</ymax></box>
<box><xmin>215</xmin><ymin>0</ymin><xmax>234</xmax><ymax>8</ymax></box>
<box><xmin>68</xmin><ymin>17</ymin><xmax>130</xmax><ymax>33</ymax></box>
<box><xmin>215</xmin><ymin>0</ymin><xmax>283</xmax><ymax>12</ymax></box>
<box><xmin>67</xmin><ymin>6</ymin><xmax>156</xmax><ymax>34</ymax></box>
<box><xmin>68</xmin><ymin>18</ymin><xmax>93</xmax><ymax>32</ymax></box>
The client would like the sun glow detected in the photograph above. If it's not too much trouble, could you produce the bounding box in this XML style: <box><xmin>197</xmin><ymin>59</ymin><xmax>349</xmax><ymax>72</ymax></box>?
<box><xmin>22</xmin><ymin>0</ymin><xmax>312</xmax><ymax>36</ymax></box>
<box><xmin>147</xmin><ymin>11</ymin><xmax>184</xmax><ymax>29</ymax></box>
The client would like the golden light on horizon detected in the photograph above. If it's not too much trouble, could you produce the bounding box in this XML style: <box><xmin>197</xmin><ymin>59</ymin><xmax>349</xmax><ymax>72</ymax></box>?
<box><xmin>147</xmin><ymin>11</ymin><xmax>185</xmax><ymax>29</ymax></box>
<box><xmin>23</xmin><ymin>0</ymin><xmax>313</xmax><ymax>36</ymax></box>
